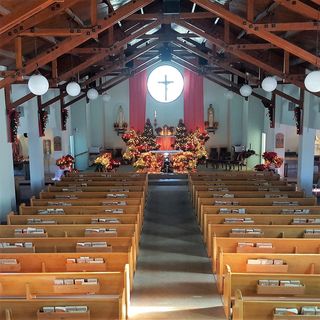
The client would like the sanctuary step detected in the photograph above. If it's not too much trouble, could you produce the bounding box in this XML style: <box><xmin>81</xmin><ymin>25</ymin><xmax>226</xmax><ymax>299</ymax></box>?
<box><xmin>148</xmin><ymin>174</ymin><xmax>188</xmax><ymax>186</ymax></box>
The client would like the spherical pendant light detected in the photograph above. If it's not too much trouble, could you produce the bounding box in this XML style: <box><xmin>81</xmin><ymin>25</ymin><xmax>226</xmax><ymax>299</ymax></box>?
<box><xmin>304</xmin><ymin>70</ymin><xmax>320</xmax><ymax>93</ymax></box>
<box><xmin>239</xmin><ymin>84</ymin><xmax>252</xmax><ymax>97</ymax></box>
<box><xmin>102</xmin><ymin>92</ymin><xmax>111</xmax><ymax>102</ymax></box>
<box><xmin>28</xmin><ymin>74</ymin><xmax>49</xmax><ymax>96</ymax></box>
<box><xmin>66</xmin><ymin>81</ymin><xmax>81</xmax><ymax>97</ymax></box>
<box><xmin>224</xmin><ymin>90</ymin><xmax>234</xmax><ymax>100</ymax></box>
<box><xmin>87</xmin><ymin>88</ymin><xmax>99</xmax><ymax>100</ymax></box>
<box><xmin>261</xmin><ymin>76</ymin><xmax>277</xmax><ymax>92</ymax></box>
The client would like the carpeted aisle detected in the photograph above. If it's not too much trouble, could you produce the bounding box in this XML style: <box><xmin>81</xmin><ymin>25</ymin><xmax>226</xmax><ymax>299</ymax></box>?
<box><xmin>129</xmin><ymin>180</ymin><xmax>226</xmax><ymax>320</ymax></box>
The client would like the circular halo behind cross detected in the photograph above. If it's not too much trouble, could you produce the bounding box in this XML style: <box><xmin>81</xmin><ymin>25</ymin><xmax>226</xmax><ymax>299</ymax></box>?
<box><xmin>147</xmin><ymin>65</ymin><xmax>184</xmax><ymax>103</ymax></box>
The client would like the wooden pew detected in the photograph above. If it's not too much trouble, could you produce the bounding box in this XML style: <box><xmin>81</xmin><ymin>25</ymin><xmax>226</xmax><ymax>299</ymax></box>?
<box><xmin>198</xmin><ymin>197</ymin><xmax>317</xmax><ymax>225</ymax></box>
<box><xmin>206</xmin><ymin>224</ymin><xmax>320</xmax><ymax>258</ymax></box>
<box><xmin>0</xmin><ymin>236</ymin><xmax>133</xmax><ymax>254</ymax></box>
<box><xmin>48</xmin><ymin>185</ymin><xmax>145</xmax><ymax>192</ymax></box>
<box><xmin>191</xmin><ymin>184</ymin><xmax>296</xmax><ymax>205</ymax></box>
<box><xmin>203</xmin><ymin>213</ymin><xmax>320</xmax><ymax>244</ymax></box>
<box><xmin>0</xmin><ymin>298</ymin><xmax>126</xmax><ymax>320</ymax></box>
<box><xmin>232</xmin><ymin>289</ymin><xmax>320</xmax><ymax>320</ymax></box>
<box><xmin>200</xmin><ymin>205</ymin><xmax>320</xmax><ymax>234</ymax></box>
<box><xmin>0</xmin><ymin>271</ymin><xmax>129</xmax><ymax>319</ymax></box>
<box><xmin>195</xmin><ymin>191</ymin><xmax>305</xmax><ymax>217</ymax></box>
<box><xmin>212</xmin><ymin>236</ymin><xmax>320</xmax><ymax>273</ymax></box>
<box><xmin>55</xmin><ymin>180</ymin><xmax>147</xmax><ymax>187</ymax></box>
<box><xmin>223</xmin><ymin>265</ymin><xmax>320</xmax><ymax>319</ymax></box>
<box><xmin>0</xmin><ymin>252</ymin><xmax>132</xmax><ymax>289</ymax></box>
<box><xmin>217</xmin><ymin>252</ymin><xmax>320</xmax><ymax>293</ymax></box>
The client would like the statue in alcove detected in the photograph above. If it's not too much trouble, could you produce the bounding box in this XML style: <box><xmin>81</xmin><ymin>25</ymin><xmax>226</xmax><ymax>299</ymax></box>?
<box><xmin>208</xmin><ymin>104</ymin><xmax>215</xmax><ymax>128</ymax></box>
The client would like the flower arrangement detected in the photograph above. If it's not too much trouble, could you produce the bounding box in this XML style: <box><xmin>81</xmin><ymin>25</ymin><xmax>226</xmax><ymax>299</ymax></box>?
<box><xmin>133</xmin><ymin>152</ymin><xmax>163</xmax><ymax>173</ymax></box>
<box><xmin>172</xmin><ymin>151</ymin><xmax>197</xmax><ymax>173</ymax></box>
<box><xmin>38</xmin><ymin>108</ymin><xmax>49</xmax><ymax>137</ymax></box>
<box><xmin>8</xmin><ymin>109</ymin><xmax>20</xmax><ymax>142</ymax></box>
<box><xmin>94</xmin><ymin>153</ymin><xmax>121</xmax><ymax>172</ymax></box>
<box><xmin>61</xmin><ymin>108</ymin><xmax>68</xmax><ymax>131</ymax></box>
<box><xmin>56</xmin><ymin>154</ymin><xmax>75</xmax><ymax>170</ymax></box>
<box><xmin>254</xmin><ymin>151</ymin><xmax>283</xmax><ymax>172</ymax></box>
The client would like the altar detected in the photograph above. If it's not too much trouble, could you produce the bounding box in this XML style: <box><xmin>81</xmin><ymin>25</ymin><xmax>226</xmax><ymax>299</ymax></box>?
<box><xmin>156</xmin><ymin>135</ymin><xmax>176</xmax><ymax>150</ymax></box>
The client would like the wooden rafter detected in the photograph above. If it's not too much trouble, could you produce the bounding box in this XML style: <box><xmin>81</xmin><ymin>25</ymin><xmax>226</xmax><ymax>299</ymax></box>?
<box><xmin>273</xmin><ymin>0</ymin><xmax>320</xmax><ymax>20</ymax></box>
<box><xmin>0</xmin><ymin>0</ymin><xmax>64</xmax><ymax>35</ymax></box>
<box><xmin>191</xmin><ymin>0</ymin><xmax>320</xmax><ymax>68</ymax></box>
<box><xmin>20</xmin><ymin>28</ymin><xmax>91</xmax><ymax>37</ymax></box>
<box><xmin>125</xmin><ymin>12</ymin><xmax>215</xmax><ymax>20</ymax></box>
<box><xmin>0</xmin><ymin>0</ymin><xmax>155</xmax><ymax>89</ymax></box>
<box><xmin>0</xmin><ymin>0</ymin><xmax>82</xmax><ymax>48</ymax></box>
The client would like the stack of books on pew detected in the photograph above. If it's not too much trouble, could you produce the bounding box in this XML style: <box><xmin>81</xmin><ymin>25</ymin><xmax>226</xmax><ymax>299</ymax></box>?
<box><xmin>84</xmin><ymin>228</ymin><xmax>117</xmax><ymax>237</ymax></box>
<box><xmin>38</xmin><ymin>208</ymin><xmax>65</xmax><ymax>215</ymax></box>
<box><xmin>54</xmin><ymin>278</ymin><xmax>98</xmax><ymax>286</ymax></box>
<box><xmin>110</xmin><ymin>188</ymin><xmax>129</xmax><ymax>192</ymax></box>
<box><xmin>224</xmin><ymin>218</ymin><xmax>254</xmax><ymax>224</ymax></box>
<box><xmin>27</xmin><ymin>218</ymin><xmax>57</xmax><ymax>224</ymax></box>
<box><xmin>214</xmin><ymin>200</ymin><xmax>239</xmax><ymax>206</ymax></box>
<box><xmin>47</xmin><ymin>202</ymin><xmax>72</xmax><ymax>206</ymax></box>
<box><xmin>219</xmin><ymin>208</ymin><xmax>246</xmax><ymax>214</ymax></box>
<box><xmin>91</xmin><ymin>218</ymin><xmax>120</xmax><ymax>224</ymax></box>
<box><xmin>55</xmin><ymin>195</ymin><xmax>79</xmax><ymax>199</ymax></box>
<box><xmin>39</xmin><ymin>306</ymin><xmax>88</xmax><ymax>313</ymax></box>
<box><xmin>208</xmin><ymin>187</ymin><xmax>229</xmax><ymax>192</ymax></box>
<box><xmin>281</xmin><ymin>209</ymin><xmax>310</xmax><ymax>214</ymax></box>
<box><xmin>292</xmin><ymin>218</ymin><xmax>320</xmax><ymax>224</ymax></box>
<box><xmin>272</xmin><ymin>201</ymin><xmax>299</xmax><ymax>206</ymax></box>
<box><xmin>230</xmin><ymin>228</ymin><xmax>263</xmax><ymax>237</ymax></box>
<box><xmin>101</xmin><ymin>201</ymin><xmax>127</xmax><ymax>206</ymax></box>
<box><xmin>14</xmin><ymin>227</ymin><xmax>47</xmax><ymax>237</ymax></box>
<box><xmin>212</xmin><ymin>194</ymin><xmax>235</xmax><ymax>198</ymax></box>
<box><xmin>62</xmin><ymin>188</ymin><xmax>82</xmax><ymax>192</ymax></box>
<box><xmin>104</xmin><ymin>209</ymin><xmax>124</xmax><ymax>214</ymax></box>
<box><xmin>0</xmin><ymin>242</ymin><xmax>33</xmax><ymax>249</ymax></box>
<box><xmin>246</xmin><ymin>259</ymin><xmax>288</xmax><ymax>273</ymax></box>
<box><xmin>274</xmin><ymin>306</ymin><xmax>320</xmax><ymax>316</ymax></box>
<box><xmin>258</xmin><ymin>279</ymin><xmax>305</xmax><ymax>295</ymax></box>
<box><xmin>236</xmin><ymin>242</ymin><xmax>274</xmax><ymax>253</ymax></box>
<box><xmin>258</xmin><ymin>279</ymin><xmax>303</xmax><ymax>287</ymax></box>
<box><xmin>76</xmin><ymin>241</ymin><xmax>112</xmax><ymax>252</ymax></box>
<box><xmin>265</xmin><ymin>194</ymin><xmax>288</xmax><ymax>198</ymax></box>
<box><xmin>66</xmin><ymin>257</ymin><xmax>104</xmax><ymax>264</ymax></box>
<box><xmin>106</xmin><ymin>194</ymin><xmax>128</xmax><ymax>198</ymax></box>
<box><xmin>303</xmin><ymin>229</ymin><xmax>320</xmax><ymax>238</ymax></box>
<box><xmin>0</xmin><ymin>258</ymin><xmax>21</xmax><ymax>272</ymax></box>
<box><xmin>0</xmin><ymin>258</ymin><xmax>18</xmax><ymax>265</ymax></box>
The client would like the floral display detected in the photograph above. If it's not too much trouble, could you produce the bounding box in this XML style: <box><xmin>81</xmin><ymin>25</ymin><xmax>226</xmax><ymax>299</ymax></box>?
<box><xmin>94</xmin><ymin>153</ymin><xmax>121</xmax><ymax>172</ymax></box>
<box><xmin>172</xmin><ymin>151</ymin><xmax>197</xmax><ymax>173</ymax></box>
<box><xmin>133</xmin><ymin>152</ymin><xmax>164</xmax><ymax>173</ymax></box>
<box><xmin>254</xmin><ymin>151</ymin><xmax>283</xmax><ymax>172</ymax></box>
<box><xmin>294</xmin><ymin>106</ymin><xmax>302</xmax><ymax>135</ymax></box>
<box><xmin>56</xmin><ymin>154</ymin><xmax>75</xmax><ymax>170</ymax></box>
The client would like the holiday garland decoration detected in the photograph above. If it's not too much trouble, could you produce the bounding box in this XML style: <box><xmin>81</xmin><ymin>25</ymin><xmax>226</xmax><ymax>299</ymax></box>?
<box><xmin>294</xmin><ymin>106</ymin><xmax>302</xmax><ymax>135</ymax></box>
<box><xmin>8</xmin><ymin>109</ymin><xmax>20</xmax><ymax>143</ymax></box>
<box><xmin>38</xmin><ymin>108</ymin><xmax>49</xmax><ymax>137</ymax></box>
<box><xmin>254</xmin><ymin>151</ymin><xmax>283</xmax><ymax>172</ymax></box>
<box><xmin>94</xmin><ymin>153</ymin><xmax>120</xmax><ymax>172</ymax></box>
<box><xmin>61</xmin><ymin>107</ymin><xmax>68</xmax><ymax>131</ymax></box>
<box><xmin>262</xmin><ymin>99</ymin><xmax>275</xmax><ymax>128</ymax></box>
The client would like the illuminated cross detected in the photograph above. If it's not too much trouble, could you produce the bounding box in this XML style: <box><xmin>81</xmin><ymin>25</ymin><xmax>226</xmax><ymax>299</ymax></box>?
<box><xmin>158</xmin><ymin>74</ymin><xmax>174</xmax><ymax>101</ymax></box>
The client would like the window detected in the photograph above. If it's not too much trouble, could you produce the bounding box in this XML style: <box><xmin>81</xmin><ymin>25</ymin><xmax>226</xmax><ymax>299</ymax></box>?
<box><xmin>147</xmin><ymin>65</ymin><xmax>184</xmax><ymax>103</ymax></box>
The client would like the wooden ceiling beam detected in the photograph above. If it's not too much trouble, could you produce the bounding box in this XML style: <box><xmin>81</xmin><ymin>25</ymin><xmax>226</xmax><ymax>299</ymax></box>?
<box><xmin>125</xmin><ymin>12</ymin><xmax>215</xmax><ymax>21</ymax></box>
<box><xmin>247</xmin><ymin>0</ymin><xmax>254</xmax><ymax>22</ymax></box>
<box><xmin>65</xmin><ymin>8</ymin><xmax>86</xmax><ymax>27</ymax></box>
<box><xmin>0</xmin><ymin>0</ymin><xmax>82</xmax><ymax>48</ymax></box>
<box><xmin>273</xmin><ymin>0</ymin><xmax>320</xmax><ymax>20</ymax></box>
<box><xmin>15</xmin><ymin>37</ymin><xmax>23</xmax><ymax>70</ymax></box>
<box><xmin>0</xmin><ymin>0</ymin><xmax>155</xmax><ymax>89</ymax></box>
<box><xmin>252</xmin><ymin>22</ymin><xmax>320</xmax><ymax>32</ymax></box>
<box><xmin>0</xmin><ymin>0</ymin><xmax>64</xmax><ymax>35</ymax></box>
<box><xmin>90</xmin><ymin>0</ymin><xmax>97</xmax><ymax>26</ymax></box>
<box><xmin>227</xmin><ymin>43</ymin><xmax>277</xmax><ymax>50</ymax></box>
<box><xmin>60</xmin><ymin>20</ymin><xmax>160</xmax><ymax>82</ymax></box>
<box><xmin>309</xmin><ymin>0</ymin><xmax>320</xmax><ymax>5</ymax></box>
<box><xmin>191</xmin><ymin>0</ymin><xmax>320</xmax><ymax>68</ymax></box>
<box><xmin>20</xmin><ymin>28</ymin><xmax>91</xmax><ymax>37</ymax></box>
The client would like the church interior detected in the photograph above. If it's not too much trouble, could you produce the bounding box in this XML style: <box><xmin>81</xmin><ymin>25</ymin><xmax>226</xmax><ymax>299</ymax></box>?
<box><xmin>1</xmin><ymin>0</ymin><xmax>320</xmax><ymax>319</ymax></box>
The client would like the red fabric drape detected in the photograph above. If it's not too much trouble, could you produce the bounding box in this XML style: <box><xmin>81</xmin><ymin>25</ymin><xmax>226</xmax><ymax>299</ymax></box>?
<box><xmin>156</xmin><ymin>136</ymin><xmax>176</xmax><ymax>150</ymax></box>
<box><xmin>129</xmin><ymin>70</ymin><xmax>147</xmax><ymax>132</ymax></box>
<box><xmin>183</xmin><ymin>69</ymin><xmax>204</xmax><ymax>131</ymax></box>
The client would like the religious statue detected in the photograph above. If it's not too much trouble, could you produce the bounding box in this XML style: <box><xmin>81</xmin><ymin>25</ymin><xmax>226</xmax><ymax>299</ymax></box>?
<box><xmin>208</xmin><ymin>104</ymin><xmax>215</xmax><ymax>128</ymax></box>
<box><xmin>205</xmin><ymin>104</ymin><xmax>219</xmax><ymax>133</ymax></box>
<box><xmin>117</xmin><ymin>106</ymin><xmax>125</xmax><ymax>128</ymax></box>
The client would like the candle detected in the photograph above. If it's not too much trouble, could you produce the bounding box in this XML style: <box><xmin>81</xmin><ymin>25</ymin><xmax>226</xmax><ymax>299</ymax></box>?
<box><xmin>154</xmin><ymin>110</ymin><xmax>157</xmax><ymax>118</ymax></box>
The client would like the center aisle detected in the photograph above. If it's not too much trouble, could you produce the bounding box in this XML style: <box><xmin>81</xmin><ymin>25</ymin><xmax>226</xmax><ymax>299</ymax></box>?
<box><xmin>130</xmin><ymin>178</ymin><xmax>226</xmax><ymax>320</ymax></box>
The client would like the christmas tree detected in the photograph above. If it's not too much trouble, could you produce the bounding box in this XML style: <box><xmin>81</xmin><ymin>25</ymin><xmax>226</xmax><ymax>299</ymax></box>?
<box><xmin>140</xmin><ymin>119</ymin><xmax>159</xmax><ymax>151</ymax></box>
<box><xmin>174</xmin><ymin>119</ymin><xmax>188</xmax><ymax>149</ymax></box>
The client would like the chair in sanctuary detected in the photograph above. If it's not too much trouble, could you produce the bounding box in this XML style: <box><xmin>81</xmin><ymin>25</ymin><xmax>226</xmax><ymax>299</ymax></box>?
<box><xmin>206</xmin><ymin>148</ymin><xmax>219</xmax><ymax>168</ymax></box>
<box><xmin>218</xmin><ymin>147</ymin><xmax>231</xmax><ymax>169</ymax></box>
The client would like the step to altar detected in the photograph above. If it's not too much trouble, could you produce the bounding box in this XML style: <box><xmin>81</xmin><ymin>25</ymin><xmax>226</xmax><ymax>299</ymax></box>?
<box><xmin>148</xmin><ymin>174</ymin><xmax>188</xmax><ymax>185</ymax></box>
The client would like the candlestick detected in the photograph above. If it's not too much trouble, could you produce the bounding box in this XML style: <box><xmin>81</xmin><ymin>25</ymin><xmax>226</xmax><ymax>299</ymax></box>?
<box><xmin>154</xmin><ymin>110</ymin><xmax>157</xmax><ymax>118</ymax></box>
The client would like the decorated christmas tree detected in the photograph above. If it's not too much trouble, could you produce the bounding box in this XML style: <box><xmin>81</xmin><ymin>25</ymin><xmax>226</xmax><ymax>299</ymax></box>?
<box><xmin>140</xmin><ymin>119</ymin><xmax>159</xmax><ymax>151</ymax></box>
<box><xmin>174</xmin><ymin>119</ymin><xmax>188</xmax><ymax>149</ymax></box>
